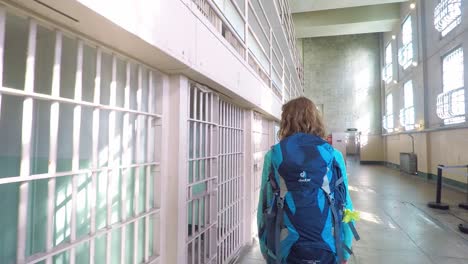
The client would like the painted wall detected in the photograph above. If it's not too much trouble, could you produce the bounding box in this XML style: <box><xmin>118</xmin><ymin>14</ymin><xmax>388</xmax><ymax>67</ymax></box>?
<box><xmin>302</xmin><ymin>33</ymin><xmax>383</xmax><ymax>161</ymax></box>
<box><xmin>382</xmin><ymin>0</ymin><xmax>468</xmax><ymax>183</ymax></box>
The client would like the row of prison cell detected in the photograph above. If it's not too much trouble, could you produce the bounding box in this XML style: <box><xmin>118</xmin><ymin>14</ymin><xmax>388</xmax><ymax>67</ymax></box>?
<box><xmin>185</xmin><ymin>83</ymin><xmax>275</xmax><ymax>264</ymax></box>
<box><xmin>0</xmin><ymin>6</ymin><xmax>278</xmax><ymax>264</ymax></box>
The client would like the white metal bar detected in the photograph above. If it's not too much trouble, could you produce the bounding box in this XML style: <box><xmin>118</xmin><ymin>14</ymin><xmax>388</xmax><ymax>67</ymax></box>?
<box><xmin>106</xmin><ymin>54</ymin><xmax>117</xmax><ymax>264</ymax></box>
<box><xmin>0</xmin><ymin>86</ymin><xmax>161</xmax><ymax>118</ymax></box>
<box><xmin>197</xmin><ymin>93</ymin><xmax>205</xmax><ymax>263</ymax></box>
<box><xmin>204</xmin><ymin>0</ymin><xmax>247</xmax><ymax>49</ymax></box>
<box><xmin>197</xmin><ymin>197</ymin><xmax>202</xmax><ymax>264</ymax></box>
<box><xmin>192</xmin><ymin>86</ymin><xmax>197</xmax><ymax>185</ymax></box>
<box><xmin>45</xmin><ymin>30</ymin><xmax>62</xmax><ymax>264</ymax></box>
<box><xmin>255</xmin><ymin>0</ymin><xmax>272</xmax><ymax>31</ymax></box>
<box><xmin>0</xmin><ymin>8</ymin><xmax>5</xmax><ymax>121</ymax></box>
<box><xmin>272</xmin><ymin>32</ymin><xmax>285</xmax><ymax>60</ymax></box>
<box><xmin>144</xmin><ymin>71</ymin><xmax>155</xmax><ymax>262</ymax></box>
<box><xmin>70</xmin><ymin>39</ymin><xmax>84</xmax><ymax>264</ymax></box>
<box><xmin>17</xmin><ymin>20</ymin><xmax>37</xmax><ymax>264</ymax></box>
<box><xmin>247</xmin><ymin>2</ymin><xmax>270</xmax><ymax>43</ymax></box>
<box><xmin>134</xmin><ymin>65</ymin><xmax>144</xmax><ymax>264</ymax></box>
<box><xmin>26</xmin><ymin>209</ymin><xmax>161</xmax><ymax>264</ymax></box>
<box><xmin>191</xmin><ymin>199</ymin><xmax>195</xmax><ymax>264</ymax></box>
<box><xmin>228</xmin><ymin>0</ymin><xmax>246</xmax><ymax>22</ymax></box>
<box><xmin>203</xmin><ymin>199</ymin><xmax>209</xmax><ymax>261</ymax></box>
<box><xmin>269</xmin><ymin>28</ymin><xmax>273</xmax><ymax>78</ymax></box>
<box><xmin>121</xmin><ymin>62</ymin><xmax>131</xmax><ymax>264</ymax></box>
<box><xmin>212</xmin><ymin>94</ymin><xmax>219</xmax><ymax>261</ymax></box>
<box><xmin>247</xmin><ymin>26</ymin><xmax>270</xmax><ymax>60</ymax></box>
<box><xmin>244</xmin><ymin>0</ymin><xmax>249</xmax><ymax>60</ymax></box>
<box><xmin>157</xmin><ymin>70</ymin><xmax>169</xmax><ymax>264</ymax></box>
<box><xmin>89</xmin><ymin>49</ymin><xmax>102</xmax><ymax>264</ymax></box>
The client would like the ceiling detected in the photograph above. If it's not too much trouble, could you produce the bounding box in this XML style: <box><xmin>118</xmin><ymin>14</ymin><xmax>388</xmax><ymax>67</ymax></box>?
<box><xmin>290</xmin><ymin>0</ymin><xmax>408</xmax><ymax>38</ymax></box>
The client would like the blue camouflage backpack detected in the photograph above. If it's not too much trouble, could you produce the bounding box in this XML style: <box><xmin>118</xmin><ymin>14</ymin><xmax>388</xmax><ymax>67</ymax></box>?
<box><xmin>258</xmin><ymin>133</ymin><xmax>360</xmax><ymax>264</ymax></box>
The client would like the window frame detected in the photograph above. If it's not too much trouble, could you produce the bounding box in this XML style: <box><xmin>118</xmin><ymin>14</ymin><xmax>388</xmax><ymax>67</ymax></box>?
<box><xmin>437</xmin><ymin>46</ymin><xmax>466</xmax><ymax>125</ymax></box>
<box><xmin>434</xmin><ymin>0</ymin><xmax>463</xmax><ymax>37</ymax></box>
<box><xmin>384</xmin><ymin>93</ymin><xmax>394</xmax><ymax>132</ymax></box>
<box><xmin>398</xmin><ymin>14</ymin><xmax>414</xmax><ymax>70</ymax></box>
<box><xmin>400</xmin><ymin>80</ymin><xmax>415</xmax><ymax>130</ymax></box>
<box><xmin>383</xmin><ymin>42</ymin><xmax>393</xmax><ymax>83</ymax></box>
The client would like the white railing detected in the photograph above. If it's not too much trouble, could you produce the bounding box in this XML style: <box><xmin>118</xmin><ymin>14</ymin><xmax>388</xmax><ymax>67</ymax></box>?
<box><xmin>276</xmin><ymin>0</ymin><xmax>304</xmax><ymax>87</ymax></box>
<box><xmin>190</xmin><ymin>0</ymin><xmax>303</xmax><ymax>101</ymax></box>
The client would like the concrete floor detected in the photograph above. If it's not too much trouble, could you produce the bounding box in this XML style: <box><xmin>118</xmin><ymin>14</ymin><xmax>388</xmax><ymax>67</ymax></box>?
<box><xmin>237</xmin><ymin>158</ymin><xmax>468</xmax><ymax>264</ymax></box>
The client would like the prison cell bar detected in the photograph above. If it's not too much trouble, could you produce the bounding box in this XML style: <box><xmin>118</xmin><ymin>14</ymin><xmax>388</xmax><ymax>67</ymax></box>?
<box><xmin>46</xmin><ymin>30</ymin><xmax>62</xmax><ymax>264</ymax></box>
<box><xmin>90</xmin><ymin>48</ymin><xmax>102</xmax><ymax>264</ymax></box>
<box><xmin>0</xmin><ymin>10</ymin><xmax>165</xmax><ymax>263</ymax></box>
<box><xmin>17</xmin><ymin>19</ymin><xmax>37</xmax><ymax>264</ymax></box>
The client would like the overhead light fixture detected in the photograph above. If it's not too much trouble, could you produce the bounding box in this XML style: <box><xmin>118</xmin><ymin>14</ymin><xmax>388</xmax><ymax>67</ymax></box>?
<box><xmin>392</xmin><ymin>35</ymin><xmax>396</xmax><ymax>40</ymax></box>
<box><xmin>412</xmin><ymin>61</ymin><xmax>418</xmax><ymax>67</ymax></box>
<box><xmin>393</xmin><ymin>80</ymin><xmax>398</xmax><ymax>84</ymax></box>
<box><xmin>410</xmin><ymin>3</ymin><xmax>416</xmax><ymax>9</ymax></box>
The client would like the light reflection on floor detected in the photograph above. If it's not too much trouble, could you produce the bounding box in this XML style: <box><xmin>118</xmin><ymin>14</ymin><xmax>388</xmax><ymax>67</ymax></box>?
<box><xmin>238</xmin><ymin>158</ymin><xmax>468</xmax><ymax>264</ymax></box>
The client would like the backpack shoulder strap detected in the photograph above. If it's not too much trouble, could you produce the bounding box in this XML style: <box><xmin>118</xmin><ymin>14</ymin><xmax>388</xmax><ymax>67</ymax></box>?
<box><xmin>270</xmin><ymin>163</ymin><xmax>285</xmax><ymax>264</ymax></box>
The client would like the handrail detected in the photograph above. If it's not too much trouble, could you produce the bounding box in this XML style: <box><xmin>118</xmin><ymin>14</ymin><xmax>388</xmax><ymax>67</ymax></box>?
<box><xmin>229</xmin><ymin>0</ymin><xmax>246</xmax><ymax>22</ymax></box>
<box><xmin>248</xmin><ymin>1</ymin><xmax>271</xmax><ymax>43</ymax></box>
<box><xmin>190</xmin><ymin>0</ymin><xmax>303</xmax><ymax>99</ymax></box>
<box><xmin>205</xmin><ymin>0</ymin><xmax>246</xmax><ymax>49</ymax></box>
<box><xmin>253</xmin><ymin>0</ymin><xmax>273</xmax><ymax>33</ymax></box>
<box><xmin>247</xmin><ymin>26</ymin><xmax>270</xmax><ymax>62</ymax></box>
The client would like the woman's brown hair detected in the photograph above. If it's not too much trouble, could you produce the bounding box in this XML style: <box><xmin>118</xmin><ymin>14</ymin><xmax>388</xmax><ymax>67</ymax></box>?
<box><xmin>278</xmin><ymin>97</ymin><xmax>325</xmax><ymax>140</ymax></box>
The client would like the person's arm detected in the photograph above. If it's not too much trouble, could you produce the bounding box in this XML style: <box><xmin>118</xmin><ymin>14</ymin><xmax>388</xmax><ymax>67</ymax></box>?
<box><xmin>334</xmin><ymin>150</ymin><xmax>354</xmax><ymax>261</ymax></box>
<box><xmin>257</xmin><ymin>150</ymin><xmax>272</xmax><ymax>257</ymax></box>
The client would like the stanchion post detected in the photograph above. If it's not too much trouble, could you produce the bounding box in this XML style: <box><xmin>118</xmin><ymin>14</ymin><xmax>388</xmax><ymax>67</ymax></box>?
<box><xmin>436</xmin><ymin>166</ymin><xmax>443</xmax><ymax>203</ymax></box>
<box><xmin>458</xmin><ymin>166</ymin><xmax>468</xmax><ymax>210</ymax></box>
<box><xmin>459</xmin><ymin>224</ymin><xmax>468</xmax><ymax>234</ymax></box>
<box><xmin>428</xmin><ymin>165</ymin><xmax>450</xmax><ymax>210</ymax></box>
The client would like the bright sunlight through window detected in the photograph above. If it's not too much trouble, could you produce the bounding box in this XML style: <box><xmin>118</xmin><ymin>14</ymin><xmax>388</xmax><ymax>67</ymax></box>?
<box><xmin>383</xmin><ymin>43</ymin><xmax>393</xmax><ymax>83</ymax></box>
<box><xmin>384</xmin><ymin>94</ymin><xmax>394</xmax><ymax>132</ymax></box>
<box><xmin>398</xmin><ymin>16</ymin><xmax>414</xmax><ymax>69</ymax></box>
<box><xmin>400</xmin><ymin>80</ymin><xmax>415</xmax><ymax>130</ymax></box>
<box><xmin>434</xmin><ymin>0</ymin><xmax>462</xmax><ymax>37</ymax></box>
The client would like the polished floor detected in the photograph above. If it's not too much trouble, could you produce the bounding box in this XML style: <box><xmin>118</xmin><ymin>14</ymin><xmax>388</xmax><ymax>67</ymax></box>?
<box><xmin>237</xmin><ymin>158</ymin><xmax>468</xmax><ymax>264</ymax></box>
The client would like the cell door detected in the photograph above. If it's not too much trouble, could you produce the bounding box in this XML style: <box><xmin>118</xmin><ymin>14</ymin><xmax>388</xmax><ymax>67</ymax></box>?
<box><xmin>186</xmin><ymin>83</ymin><xmax>245</xmax><ymax>264</ymax></box>
<box><xmin>217</xmin><ymin>99</ymin><xmax>244</xmax><ymax>264</ymax></box>
<box><xmin>187</xmin><ymin>83</ymin><xmax>218</xmax><ymax>264</ymax></box>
